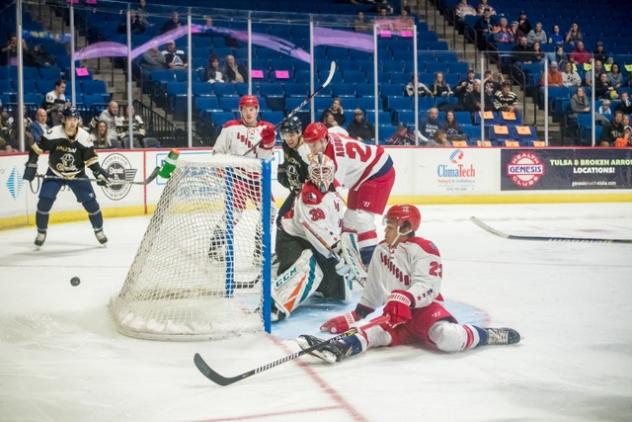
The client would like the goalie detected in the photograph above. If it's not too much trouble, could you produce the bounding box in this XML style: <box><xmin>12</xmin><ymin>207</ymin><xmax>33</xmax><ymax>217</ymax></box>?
<box><xmin>272</xmin><ymin>153</ymin><xmax>365</xmax><ymax>321</ymax></box>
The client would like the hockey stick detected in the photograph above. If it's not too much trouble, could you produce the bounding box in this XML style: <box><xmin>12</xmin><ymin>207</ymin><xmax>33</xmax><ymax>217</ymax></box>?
<box><xmin>301</xmin><ymin>220</ymin><xmax>341</xmax><ymax>260</ymax></box>
<box><xmin>471</xmin><ymin>216</ymin><xmax>632</xmax><ymax>244</ymax></box>
<box><xmin>243</xmin><ymin>61</ymin><xmax>337</xmax><ymax>156</ymax></box>
<box><xmin>193</xmin><ymin>315</ymin><xmax>388</xmax><ymax>386</ymax></box>
<box><xmin>35</xmin><ymin>166</ymin><xmax>161</xmax><ymax>186</ymax></box>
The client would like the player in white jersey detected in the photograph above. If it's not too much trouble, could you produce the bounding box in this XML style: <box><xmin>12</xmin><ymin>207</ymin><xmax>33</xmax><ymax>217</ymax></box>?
<box><xmin>272</xmin><ymin>153</ymin><xmax>365</xmax><ymax>320</ymax></box>
<box><xmin>302</xmin><ymin>122</ymin><xmax>395</xmax><ymax>265</ymax></box>
<box><xmin>297</xmin><ymin>204</ymin><xmax>520</xmax><ymax>363</ymax></box>
<box><xmin>208</xmin><ymin>95</ymin><xmax>276</xmax><ymax>261</ymax></box>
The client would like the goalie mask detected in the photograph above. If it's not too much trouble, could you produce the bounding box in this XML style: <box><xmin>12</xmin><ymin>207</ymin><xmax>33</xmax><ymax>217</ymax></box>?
<box><xmin>308</xmin><ymin>153</ymin><xmax>335</xmax><ymax>192</ymax></box>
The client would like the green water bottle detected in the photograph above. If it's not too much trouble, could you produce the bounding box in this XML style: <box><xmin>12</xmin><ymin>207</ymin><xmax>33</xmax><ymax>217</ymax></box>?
<box><xmin>159</xmin><ymin>148</ymin><xmax>180</xmax><ymax>179</ymax></box>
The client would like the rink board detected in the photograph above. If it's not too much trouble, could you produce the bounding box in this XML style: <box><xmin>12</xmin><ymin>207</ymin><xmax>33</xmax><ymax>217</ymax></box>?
<box><xmin>1</xmin><ymin>146</ymin><xmax>630</xmax><ymax>229</ymax></box>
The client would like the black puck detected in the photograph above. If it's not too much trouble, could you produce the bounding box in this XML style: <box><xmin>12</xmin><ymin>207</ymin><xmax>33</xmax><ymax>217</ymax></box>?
<box><xmin>70</xmin><ymin>276</ymin><xmax>81</xmax><ymax>286</ymax></box>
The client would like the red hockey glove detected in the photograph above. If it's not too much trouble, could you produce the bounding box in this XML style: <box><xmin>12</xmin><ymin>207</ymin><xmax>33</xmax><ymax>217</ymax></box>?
<box><xmin>259</xmin><ymin>123</ymin><xmax>276</xmax><ymax>149</ymax></box>
<box><xmin>382</xmin><ymin>290</ymin><xmax>414</xmax><ymax>328</ymax></box>
<box><xmin>320</xmin><ymin>311</ymin><xmax>359</xmax><ymax>334</ymax></box>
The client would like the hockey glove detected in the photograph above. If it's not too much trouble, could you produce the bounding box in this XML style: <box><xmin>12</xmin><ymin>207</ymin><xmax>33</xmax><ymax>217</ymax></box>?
<box><xmin>382</xmin><ymin>290</ymin><xmax>415</xmax><ymax>328</ymax></box>
<box><xmin>259</xmin><ymin>123</ymin><xmax>276</xmax><ymax>149</ymax></box>
<box><xmin>23</xmin><ymin>162</ymin><xmax>38</xmax><ymax>181</ymax></box>
<box><xmin>92</xmin><ymin>166</ymin><xmax>112</xmax><ymax>187</ymax></box>
<box><xmin>320</xmin><ymin>311</ymin><xmax>359</xmax><ymax>334</ymax></box>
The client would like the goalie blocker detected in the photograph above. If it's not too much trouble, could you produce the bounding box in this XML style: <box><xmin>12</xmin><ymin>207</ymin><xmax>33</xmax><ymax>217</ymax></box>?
<box><xmin>272</xmin><ymin>153</ymin><xmax>365</xmax><ymax>320</ymax></box>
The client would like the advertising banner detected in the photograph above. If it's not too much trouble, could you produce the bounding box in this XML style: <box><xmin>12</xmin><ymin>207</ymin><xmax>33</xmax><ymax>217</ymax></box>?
<box><xmin>501</xmin><ymin>149</ymin><xmax>632</xmax><ymax>191</ymax></box>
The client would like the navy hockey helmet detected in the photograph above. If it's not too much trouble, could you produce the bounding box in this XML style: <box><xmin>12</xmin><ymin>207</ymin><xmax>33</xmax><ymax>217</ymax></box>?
<box><xmin>63</xmin><ymin>107</ymin><xmax>80</xmax><ymax>119</ymax></box>
<box><xmin>280</xmin><ymin>116</ymin><xmax>302</xmax><ymax>134</ymax></box>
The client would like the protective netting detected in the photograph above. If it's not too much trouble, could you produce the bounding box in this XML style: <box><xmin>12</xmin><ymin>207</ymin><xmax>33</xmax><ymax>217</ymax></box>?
<box><xmin>110</xmin><ymin>156</ymin><xmax>267</xmax><ymax>340</ymax></box>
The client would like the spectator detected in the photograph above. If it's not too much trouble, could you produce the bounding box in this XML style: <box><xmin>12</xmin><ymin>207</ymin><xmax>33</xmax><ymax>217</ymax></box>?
<box><xmin>463</xmin><ymin>80</ymin><xmax>484</xmax><ymax>112</ymax></box>
<box><xmin>598</xmin><ymin>99</ymin><xmax>612</xmax><ymax>120</ymax></box>
<box><xmin>42</xmin><ymin>79</ymin><xmax>67</xmax><ymax>125</ymax></box>
<box><xmin>613</xmin><ymin>126</ymin><xmax>632</xmax><ymax>148</ymax></box>
<box><xmin>570</xmin><ymin>87</ymin><xmax>590</xmax><ymax>114</ymax></box>
<box><xmin>206</xmin><ymin>55</ymin><xmax>224</xmax><ymax>83</ymax></box>
<box><xmin>136</xmin><ymin>0</ymin><xmax>151</xmax><ymax>28</ymax></box>
<box><xmin>432</xmin><ymin>129</ymin><xmax>451</xmax><ymax>146</ymax></box>
<box><xmin>387</xmin><ymin>123</ymin><xmax>417</xmax><ymax>146</ymax></box>
<box><xmin>508</xmin><ymin>20</ymin><xmax>523</xmax><ymax>43</ymax></box>
<box><xmin>483</xmin><ymin>70</ymin><xmax>502</xmax><ymax>107</ymax></box>
<box><xmin>431</xmin><ymin>72</ymin><xmax>453</xmax><ymax>97</ymax></box>
<box><xmin>584</xmin><ymin>60</ymin><xmax>604</xmax><ymax>86</ymax></box>
<box><xmin>512</xmin><ymin>36</ymin><xmax>531</xmax><ymax>64</ymax></box>
<box><xmin>119</xmin><ymin>12</ymin><xmax>146</xmax><ymax>34</ymax></box>
<box><xmin>405</xmin><ymin>74</ymin><xmax>432</xmax><ymax>97</ymax></box>
<box><xmin>601</xmin><ymin>110</ymin><xmax>625</xmax><ymax>146</ymax></box>
<box><xmin>529</xmin><ymin>41</ymin><xmax>546</xmax><ymax>63</ymax></box>
<box><xmin>617</xmin><ymin>91</ymin><xmax>632</xmax><ymax>115</ymax></box>
<box><xmin>224</xmin><ymin>54</ymin><xmax>246</xmax><ymax>83</ymax></box>
<box><xmin>353</xmin><ymin>11</ymin><xmax>371</xmax><ymax>33</ymax></box>
<box><xmin>90</xmin><ymin>120</ymin><xmax>115</xmax><ymax>149</ymax></box>
<box><xmin>442</xmin><ymin>111</ymin><xmax>465</xmax><ymax>141</ymax></box>
<box><xmin>161</xmin><ymin>41</ymin><xmax>187</xmax><ymax>69</ymax></box>
<box><xmin>454</xmin><ymin>0</ymin><xmax>476</xmax><ymax>20</ymax></box>
<box><xmin>493</xmin><ymin>17</ymin><xmax>513</xmax><ymax>44</ymax></box>
<box><xmin>565</xmin><ymin>23</ymin><xmax>583</xmax><ymax>46</ymax></box>
<box><xmin>322</xmin><ymin>98</ymin><xmax>345</xmax><ymax>126</ymax></box>
<box><xmin>593</xmin><ymin>41</ymin><xmax>608</xmax><ymax>64</ymax></box>
<box><xmin>493</xmin><ymin>81</ymin><xmax>519</xmax><ymax>112</ymax></box>
<box><xmin>562</xmin><ymin>61</ymin><xmax>582</xmax><ymax>87</ymax></box>
<box><xmin>569</xmin><ymin>41</ymin><xmax>591</xmax><ymax>65</ymax></box>
<box><xmin>420</xmin><ymin>107</ymin><xmax>441</xmax><ymax>139</ymax></box>
<box><xmin>98</xmin><ymin>101</ymin><xmax>120</xmax><ymax>146</ymax></box>
<box><xmin>117</xmin><ymin>105</ymin><xmax>156</xmax><ymax>148</ymax></box>
<box><xmin>595</xmin><ymin>72</ymin><xmax>617</xmax><ymax>100</ymax></box>
<box><xmin>548</xmin><ymin>24</ymin><xmax>564</xmax><ymax>47</ymax></box>
<box><xmin>28</xmin><ymin>108</ymin><xmax>49</xmax><ymax>143</ymax></box>
<box><xmin>160</xmin><ymin>11</ymin><xmax>182</xmax><ymax>34</ymax></box>
<box><xmin>517</xmin><ymin>11</ymin><xmax>532</xmax><ymax>36</ymax></box>
<box><xmin>346</xmin><ymin>108</ymin><xmax>375</xmax><ymax>142</ymax></box>
<box><xmin>30</xmin><ymin>44</ymin><xmax>56</xmax><ymax>68</ymax></box>
<box><xmin>322</xmin><ymin>109</ymin><xmax>349</xmax><ymax>136</ymax></box>
<box><xmin>474</xmin><ymin>8</ymin><xmax>495</xmax><ymax>48</ymax></box>
<box><xmin>548</xmin><ymin>45</ymin><xmax>566</xmax><ymax>66</ymax></box>
<box><xmin>454</xmin><ymin>69</ymin><xmax>478</xmax><ymax>101</ymax></box>
<box><xmin>527</xmin><ymin>22</ymin><xmax>547</xmax><ymax>46</ymax></box>
<box><xmin>607</xmin><ymin>63</ymin><xmax>623</xmax><ymax>90</ymax></box>
<box><xmin>400</xmin><ymin>0</ymin><xmax>412</xmax><ymax>15</ymax></box>
<box><xmin>141</xmin><ymin>47</ymin><xmax>166</xmax><ymax>70</ymax></box>
<box><xmin>0</xmin><ymin>35</ymin><xmax>24</xmax><ymax>66</ymax></box>
<box><xmin>540</xmin><ymin>61</ymin><xmax>563</xmax><ymax>86</ymax></box>
<box><xmin>476</xmin><ymin>0</ymin><xmax>496</xmax><ymax>15</ymax></box>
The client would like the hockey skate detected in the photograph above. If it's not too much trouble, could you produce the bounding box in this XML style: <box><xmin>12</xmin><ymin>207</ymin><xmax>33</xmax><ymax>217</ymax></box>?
<box><xmin>296</xmin><ymin>335</ymin><xmax>353</xmax><ymax>364</ymax></box>
<box><xmin>94</xmin><ymin>229</ymin><xmax>108</xmax><ymax>245</ymax></box>
<box><xmin>34</xmin><ymin>230</ymin><xmax>47</xmax><ymax>247</ymax></box>
<box><xmin>481</xmin><ymin>328</ymin><xmax>521</xmax><ymax>345</ymax></box>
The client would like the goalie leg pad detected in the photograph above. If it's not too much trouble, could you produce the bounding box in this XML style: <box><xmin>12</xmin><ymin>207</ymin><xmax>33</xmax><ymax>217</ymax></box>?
<box><xmin>335</xmin><ymin>232</ymin><xmax>368</xmax><ymax>293</ymax></box>
<box><xmin>271</xmin><ymin>249</ymin><xmax>323</xmax><ymax>318</ymax></box>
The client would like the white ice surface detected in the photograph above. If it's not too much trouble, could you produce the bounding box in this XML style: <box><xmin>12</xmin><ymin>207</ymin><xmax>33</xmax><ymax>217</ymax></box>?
<box><xmin>1</xmin><ymin>202</ymin><xmax>632</xmax><ymax>422</ymax></box>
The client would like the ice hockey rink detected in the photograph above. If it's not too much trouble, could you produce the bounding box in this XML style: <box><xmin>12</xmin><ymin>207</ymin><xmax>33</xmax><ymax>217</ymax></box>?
<box><xmin>1</xmin><ymin>202</ymin><xmax>631</xmax><ymax>422</ymax></box>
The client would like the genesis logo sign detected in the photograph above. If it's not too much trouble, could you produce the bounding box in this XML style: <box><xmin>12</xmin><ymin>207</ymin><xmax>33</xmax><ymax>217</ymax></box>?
<box><xmin>6</xmin><ymin>166</ymin><xmax>24</xmax><ymax>199</ymax></box>
<box><xmin>100</xmin><ymin>153</ymin><xmax>137</xmax><ymax>200</ymax></box>
<box><xmin>506</xmin><ymin>152</ymin><xmax>544</xmax><ymax>188</ymax></box>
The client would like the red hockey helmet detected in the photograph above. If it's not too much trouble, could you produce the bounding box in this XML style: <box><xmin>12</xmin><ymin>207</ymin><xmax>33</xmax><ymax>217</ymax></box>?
<box><xmin>239</xmin><ymin>95</ymin><xmax>259</xmax><ymax>109</ymax></box>
<box><xmin>303</xmin><ymin>122</ymin><xmax>329</xmax><ymax>144</ymax></box>
<box><xmin>385</xmin><ymin>204</ymin><xmax>421</xmax><ymax>233</ymax></box>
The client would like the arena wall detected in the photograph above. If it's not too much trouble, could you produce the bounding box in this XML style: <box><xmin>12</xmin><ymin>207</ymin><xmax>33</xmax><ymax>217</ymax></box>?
<box><xmin>1</xmin><ymin>147</ymin><xmax>630</xmax><ymax>230</ymax></box>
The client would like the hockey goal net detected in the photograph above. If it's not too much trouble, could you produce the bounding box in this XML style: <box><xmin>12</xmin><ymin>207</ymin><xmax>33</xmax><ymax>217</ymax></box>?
<box><xmin>109</xmin><ymin>156</ymin><xmax>272</xmax><ymax>340</ymax></box>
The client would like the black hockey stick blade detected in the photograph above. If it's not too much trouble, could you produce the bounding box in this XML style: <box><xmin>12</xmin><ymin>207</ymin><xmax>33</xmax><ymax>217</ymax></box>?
<box><xmin>470</xmin><ymin>216</ymin><xmax>632</xmax><ymax>244</ymax></box>
<box><xmin>194</xmin><ymin>353</ymin><xmax>245</xmax><ymax>386</ymax></box>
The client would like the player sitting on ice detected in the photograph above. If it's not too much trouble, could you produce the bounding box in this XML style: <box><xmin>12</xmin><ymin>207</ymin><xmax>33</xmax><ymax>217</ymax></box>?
<box><xmin>297</xmin><ymin>204</ymin><xmax>520</xmax><ymax>363</ymax></box>
<box><xmin>208</xmin><ymin>95</ymin><xmax>276</xmax><ymax>261</ymax></box>
<box><xmin>302</xmin><ymin>122</ymin><xmax>395</xmax><ymax>266</ymax></box>
<box><xmin>22</xmin><ymin>107</ymin><xmax>112</xmax><ymax>247</ymax></box>
<box><xmin>277</xmin><ymin>116</ymin><xmax>310</xmax><ymax>222</ymax></box>
<box><xmin>273</xmin><ymin>153</ymin><xmax>366</xmax><ymax>321</ymax></box>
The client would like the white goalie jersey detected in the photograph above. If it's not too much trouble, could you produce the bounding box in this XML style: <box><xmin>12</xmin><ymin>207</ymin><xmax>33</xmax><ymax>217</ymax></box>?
<box><xmin>280</xmin><ymin>182</ymin><xmax>345</xmax><ymax>257</ymax></box>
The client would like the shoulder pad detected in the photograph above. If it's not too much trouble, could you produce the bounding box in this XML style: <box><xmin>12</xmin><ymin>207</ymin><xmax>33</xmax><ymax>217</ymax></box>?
<box><xmin>222</xmin><ymin>119</ymin><xmax>242</xmax><ymax>129</ymax></box>
<box><xmin>76</xmin><ymin>127</ymin><xmax>93</xmax><ymax>147</ymax></box>
<box><xmin>301</xmin><ymin>183</ymin><xmax>325</xmax><ymax>205</ymax></box>
<box><xmin>406</xmin><ymin>237</ymin><xmax>441</xmax><ymax>257</ymax></box>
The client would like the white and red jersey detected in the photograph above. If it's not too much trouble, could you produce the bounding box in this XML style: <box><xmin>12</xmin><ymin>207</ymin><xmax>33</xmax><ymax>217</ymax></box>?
<box><xmin>281</xmin><ymin>182</ymin><xmax>345</xmax><ymax>258</ymax></box>
<box><xmin>213</xmin><ymin>119</ymin><xmax>275</xmax><ymax>159</ymax></box>
<box><xmin>359</xmin><ymin>237</ymin><xmax>443</xmax><ymax>311</ymax></box>
<box><xmin>324</xmin><ymin>132</ymin><xmax>392</xmax><ymax>191</ymax></box>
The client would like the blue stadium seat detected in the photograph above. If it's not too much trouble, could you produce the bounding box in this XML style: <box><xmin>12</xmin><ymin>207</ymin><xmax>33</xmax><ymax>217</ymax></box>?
<box><xmin>388</xmin><ymin>96</ymin><xmax>414</xmax><ymax>111</ymax></box>
<box><xmin>211</xmin><ymin>111</ymin><xmax>236</xmax><ymax>125</ymax></box>
<box><xmin>212</xmin><ymin>84</ymin><xmax>237</xmax><ymax>97</ymax></box>
<box><xmin>38</xmin><ymin>67</ymin><xmax>63</xmax><ymax>80</ymax></box>
<box><xmin>196</xmin><ymin>96</ymin><xmax>220</xmax><ymax>111</ymax></box>
<box><xmin>220</xmin><ymin>96</ymin><xmax>240</xmax><ymax>111</ymax></box>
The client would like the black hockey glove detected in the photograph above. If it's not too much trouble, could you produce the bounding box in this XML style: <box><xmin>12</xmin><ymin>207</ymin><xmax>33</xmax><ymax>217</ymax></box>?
<box><xmin>23</xmin><ymin>162</ymin><xmax>38</xmax><ymax>181</ymax></box>
<box><xmin>92</xmin><ymin>166</ymin><xmax>112</xmax><ymax>187</ymax></box>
